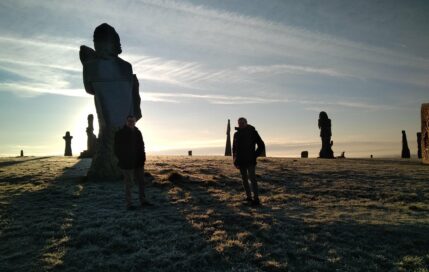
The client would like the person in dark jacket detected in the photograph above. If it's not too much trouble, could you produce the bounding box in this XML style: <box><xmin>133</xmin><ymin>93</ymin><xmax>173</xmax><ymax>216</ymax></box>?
<box><xmin>114</xmin><ymin>115</ymin><xmax>150</xmax><ymax>209</ymax></box>
<box><xmin>233</xmin><ymin>117</ymin><xmax>265</xmax><ymax>206</ymax></box>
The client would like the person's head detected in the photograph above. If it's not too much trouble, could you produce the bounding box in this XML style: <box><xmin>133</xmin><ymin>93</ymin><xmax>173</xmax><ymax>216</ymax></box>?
<box><xmin>238</xmin><ymin>117</ymin><xmax>248</xmax><ymax>129</ymax></box>
<box><xmin>319</xmin><ymin>111</ymin><xmax>328</xmax><ymax>120</ymax></box>
<box><xmin>126</xmin><ymin>115</ymin><xmax>136</xmax><ymax>129</ymax></box>
<box><xmin>93</xmin><ymin>23</ymin><xmax>122</xmax><ymax>58</ymax></box>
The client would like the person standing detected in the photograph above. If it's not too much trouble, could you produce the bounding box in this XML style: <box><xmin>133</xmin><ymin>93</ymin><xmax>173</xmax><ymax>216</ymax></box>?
<box><xmin>114</xmin><ymin>115</ymin><xmax>150</xmax><ymax>210</ymax></box>
<box><xmin>233</xmin><ymin>117</ymin><xmax>265</xmax><ymax>206</ymax></box>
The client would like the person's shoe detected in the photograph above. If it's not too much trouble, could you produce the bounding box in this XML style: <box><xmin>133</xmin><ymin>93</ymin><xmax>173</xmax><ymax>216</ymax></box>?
<box><xmin>251</xmin><ymin>199</ymin><xmax>260</xmax><ymax>206</ymax></box>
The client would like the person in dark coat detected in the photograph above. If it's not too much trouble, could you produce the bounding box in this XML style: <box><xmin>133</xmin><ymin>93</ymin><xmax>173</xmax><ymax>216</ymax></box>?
<box><xmin>114</xmin><ymin>115</ymin><xmax>150</xmax><ymax>209</ymax></box>
<box><xmin>233</xmin><ymin>117</ymin><xmax>265</xmax><ymax>206</ymax></box>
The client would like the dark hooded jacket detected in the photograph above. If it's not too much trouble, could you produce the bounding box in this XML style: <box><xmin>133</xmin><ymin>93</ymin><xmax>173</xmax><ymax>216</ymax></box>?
<box><xmin>114</xmin><ymin>126</ymin><xmax>146</xmax><ymax>169</ymax></box>
<box><xmin>233</xmin><ymin>125</ymin><xmax>265</xmax><ymax>167</ymax></box>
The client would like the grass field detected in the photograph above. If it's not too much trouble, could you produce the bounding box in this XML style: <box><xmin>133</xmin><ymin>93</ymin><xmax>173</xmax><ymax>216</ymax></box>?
<box><xmin>0</xmin><ymin>156</ymin><xmax>428</xmax><ymax>271</ymax></box>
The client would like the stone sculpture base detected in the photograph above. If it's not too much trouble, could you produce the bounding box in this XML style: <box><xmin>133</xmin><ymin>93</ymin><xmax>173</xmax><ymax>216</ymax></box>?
<box><xmin>87</xmin><ymin>127</ymin><xmax>122</xmax><ymax>181</ymax></box>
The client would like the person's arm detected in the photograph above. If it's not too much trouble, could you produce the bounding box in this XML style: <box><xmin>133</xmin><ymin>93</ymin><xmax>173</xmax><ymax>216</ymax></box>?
<box><xmin>254</xmin><ymin>131</ymin><xmax>265</xmax><ymax>157</ymax></box>
<box><xmin>232</xmin><ymin>133</ymin><xmax>239</xmax><ymax>168</ymax></box>
<box><xmin>114</xmin><ymin>131</ymin><xmax>120</xmax><ymax>158</ymax></box>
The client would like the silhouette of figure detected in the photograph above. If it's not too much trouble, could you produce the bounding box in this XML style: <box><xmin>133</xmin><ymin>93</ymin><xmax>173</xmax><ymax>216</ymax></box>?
<box><xmin>225</xmin><ymin>119</ymin><xmax>232</xmax><ymax>156</ymax></box>
<box><xmin>63</xmin><ymin>131</ymin><xmax>73</xmax><ymax>156</ymax></box>
<box><xmin>114</xmin><ymin>115</ymin><xmax>150</xmax><ymax>209</ymax></box>
<box><xmin>233</xmin><ymin>117</ymin><xmax>265</xmax><ymax>206</ymax></box>
<box><xmin>80</xmin><ymin>23</ymin><xmax>142</xmax><ymax>180</ymax></box>
<box><xmin>318</xmin><ymin>111</ymin><xmax>334</xmax><ymax>158</ymax></box>
<box><xmin>79</xmin><ymin>114</ymin><xmax>97</xmax><ymax>158</ymax></box>
<box><xmin>401</xmin><ymin>130</ymin><xmax>410</xmax><ymax>159</ymax></box>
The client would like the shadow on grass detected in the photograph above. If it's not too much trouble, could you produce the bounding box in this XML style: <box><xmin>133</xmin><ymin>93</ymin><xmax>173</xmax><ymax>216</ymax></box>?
<box><xmin>170</xmin><ymin>170</ymin><xmax>429</xmax><ymax>271</ymax></box>
<box><xmin>0</xmin><ymin>159</ymin><xmax>87</xmax><ymax>272</ymax></box>
<box><xmin>0</xmin><ymin>156</ymin><xmax>52</xmax><ymax>169</ymax></box>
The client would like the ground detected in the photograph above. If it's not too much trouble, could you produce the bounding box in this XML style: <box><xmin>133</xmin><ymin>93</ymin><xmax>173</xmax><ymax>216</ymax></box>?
<box><xmin>0</xmin><ymin>156</ymin><xmax>428</xmax><ymax>271</ymax></box>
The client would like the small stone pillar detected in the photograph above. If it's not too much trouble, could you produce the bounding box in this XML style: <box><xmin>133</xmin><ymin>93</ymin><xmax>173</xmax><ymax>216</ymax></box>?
<box><xmin>188</xmin><ymin>150</ymin><xmax>192</xmax><ymax>156</ymax></box>
<box><xmin>80</xmin><ymin>114</ymin><xmax>97</xmax><ymax>158</ymax></box>
<box><xmin>20</xmin><ymin>150</ymin><xmax>24</xmax><ymax>157</ymax></box>
<box><xmin>225</xmin><ymin>119</ymin><xmax>232</xmax><ymax>156</ymax></box>
<box><xmin>63</xmin><ymin>131</ymin><xmax>73</xmax><ymax>156</ymax></box>
<box><xmin>401</xmin><ymin>130</ymin><xmax>410</xmax><ymax>159</ymax></box>
<box><xmin>301</xmin><ymin>151</ymin><xmax>308</xmax><ymax>158</ymax></box>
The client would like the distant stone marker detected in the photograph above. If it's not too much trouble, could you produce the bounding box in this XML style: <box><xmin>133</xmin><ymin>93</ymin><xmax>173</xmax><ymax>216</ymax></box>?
<box><xmin>20</xmin><ymin>150</ymin><xmax>23</xmax><ymax>157</ymax></box>
<box><xmin>80</xmin><ymin>23</ymin><xmax>142</xmax><ymax>180</ymax></box>
<box><xmin>417</xmin><ymin>132</ymin><xmax>422</xmax><ymax>159</ymax></box>
<box><xmin>225</xmin><ymin>119</ymin><xmax>232</xmax><ymax>156</ymax></box>
<box><xmin>318</xmin><ymin>111</ymin><xmax>334</xmax><ymax>158</ymax></box>
<box><xmin>422</xmin><ymin>103</ymin><xmax>429</xmax><ymax>164</ymax></box>
<box><xmin>63</xmin><ymin>131</ymin><xmax>73</xmax><ymax>156</ymax></box>
<box><xmin>79</xmin><ymin>114</ymin><xmax>97</xmax><ymax>158</ymax></box>
<box><xmin>188</xmin><ymin>150</ymin><xmax>192</xmax><ymax>156</ymax></box>
<box><xmin>301</xmin><ymin>151</ymin><xmax>308</xmax><ymax>158</ymax></box>
<box><xmin>401</xmin><ymin>130</ymin><xmax>411</xmax><ymax>159</ymax></box>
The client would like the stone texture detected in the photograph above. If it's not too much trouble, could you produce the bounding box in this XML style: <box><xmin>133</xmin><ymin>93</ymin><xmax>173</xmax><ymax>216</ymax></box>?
<box><xmin>422</xmin><ymin>103</ymin><xmax>429</xmax><ymax>164</ymax></box>
<box><xmin>80</xmin><ymin>23</ymin><xmax>141</xmax><ymax>180</ymax></box>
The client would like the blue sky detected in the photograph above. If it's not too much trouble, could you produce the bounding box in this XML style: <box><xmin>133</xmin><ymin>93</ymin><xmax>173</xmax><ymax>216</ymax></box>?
<box><xmin>0</xmin><ymin>0</ymin><xmax>428</xmax><ymax>157</ymax></box>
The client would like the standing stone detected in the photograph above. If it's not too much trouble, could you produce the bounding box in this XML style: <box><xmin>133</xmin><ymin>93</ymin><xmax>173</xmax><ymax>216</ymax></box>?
<box><xmin>318</xmin><ymin>111</ymin><xmax>334</xmax><ymax>158</ymax></box>
<box><xmin>225</xmin><ymin>119</ymin><xmax>232</xmax><ymax>156</ymax></box>
<box><xmin>20</xmin><ymin>150</ymin><xmax>23</xmax><ymax>157</ymax></box>
<box><xmin>63</xmin><ymin>131</ymin><xmax>73</xmax><ymax>156</ymax></box>
<box><xmin>80</xmin><ymin>23</ymin><xmax>142</xmax><ymax>180</ymax></box>
<box><xmin>301</xmin><ymin>151</ymin><xmax>308</xmax><ymax>158</ymax></box>
<box><xmin>79</xmin><ymin>114</ymin><xmax>97</xmax><ymax>158</ymax></box>
<box><xmin>401</xmin><ymin>130</ymin><xmax>411</xmax><ymax>158</ymax></box>
<box><xmin>422</xmin><ymin>103</ymin><xmax>429</xmax><ymax>164</ymax></box>
<box><xmin>188</xmin><ymin>150</ymin><xmax>192</xmax><ymax>156</ymax></box>
<box><xmin>417</xmin><ymin>132</ymin><xmax>422</xmax><ymax>159</ymax></box>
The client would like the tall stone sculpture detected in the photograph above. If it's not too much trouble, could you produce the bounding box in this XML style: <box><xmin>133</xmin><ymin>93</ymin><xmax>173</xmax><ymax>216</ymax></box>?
<box><xmin>422</xmin><ymin>103</ymin><xmax>429</xmax><ymax>164</ymax></box>
<box><xmin>417</xmin><ymin>132</ymin><xmax>422</xmax><ymax>159</ymax></box>
<box><xmin>401</xmin><ymin>130</ymin><xmax>411</xmax><ymax>159</ymax></box>
<box><xmin>318</xmin><ymin>111</ymin><xmax>334</xmax><ymax>158</ymax></box>
<box><xmin>79</xmin><ymin>114</ymin><xmax>97</xmax><ymax>158</ymax></box>
<box><xmin>20</xmin><ymin>150</ymin><xmax>23</xmax><ymax>157</ymax></box>
<box><xmin>225</xmin><ymin>119</ymin><xmax>232</xmax><ymax>156</ymax></box>
<box><xmin>63</xmin><ymin>131</ymin><xmax>73</xmax><ymax>156</ymax></box>
<box><xmin>80</xmin><ymin>23</ymin><xmax>142</xmax><ymax>180</ymax></box>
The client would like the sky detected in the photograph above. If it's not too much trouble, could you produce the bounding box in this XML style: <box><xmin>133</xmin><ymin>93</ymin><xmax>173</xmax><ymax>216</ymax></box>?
<box><xmin>0</xmin><ymin>0</ymin><xmax>428</xmax><ymax>158</ymax></box>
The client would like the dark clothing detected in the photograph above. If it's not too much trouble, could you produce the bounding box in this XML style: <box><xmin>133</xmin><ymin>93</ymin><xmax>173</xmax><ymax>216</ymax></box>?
<box><xmin>233</xmin><ymin>125</ymin><xmax>265</xmax><ymax>168</ymax></box>
<box><xmin>114</xmin><ymin>126</ymin><xmax>146</xmax><ymax>169</ymax></box>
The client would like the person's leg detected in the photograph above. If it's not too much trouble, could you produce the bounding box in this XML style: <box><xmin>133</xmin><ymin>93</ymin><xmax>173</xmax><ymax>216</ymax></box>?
<box><xmin>248</xmin><ymin>165</ymin><xmax>259</xmax><ymax>204</ymax></box>
<box><xmin>134</xmin><ymin>167</ymin><xmax>146</xmax><ymax>204</ymax></box>
<box><xmin>240</xmin><ymin>167</ymin><xmax>252</xmax><ymax>201</ymax></box>
<box><xmin>122</xmin><ymin>169</ymin><xmax>133</xmax><ymax>208</ymax></box>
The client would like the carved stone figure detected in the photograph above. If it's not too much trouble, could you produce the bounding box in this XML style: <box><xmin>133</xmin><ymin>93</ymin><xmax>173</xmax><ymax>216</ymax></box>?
<box><xmin>79</xmin><ymin>114</ymin><xmax>97</xmax><ymax>158</ymax></box>
<box><xmin>188</xmin><ymin>150</ymin><xmax>192</xmax><ymax>156</ymax></box>
<box><xmin>225</xmin><ymin>119</ymin><xmax>232</xmax><ymax>156</ymax></box>
<box><xmin>20</xmin><ymin>150</ymin><xmax>23</xmax><ymax>157</ymax></box>
<box><xmin>318</xmin><ymin>111</ymin><xmax>334</xmax><ymax>158</ymax></box>
<box><xmin>417</xmin><ymin>132</ymin><xmax>422</xmax><ymax>159</ymax></box>
<box><xmin>422</xmin><ymin>103</ymin><xmax>429</xmax><ymax>164</ymax></box>
<box><xmin>301</xmin><ymin>151</ymin><xmax>308</xmax><ymax>158</ymax></box>
<box><xmin>80</xmin><ymin>23</ymin><xmax>142</xmax><ymax>180</ymax></box>
<box><xmin>401</xmin><ymin>130</ymin><xmax>410</xmax><ymax>159</ymax></box>
<box><xmin>63</xmin><ymin>131</ymin><xmax>73</xmax><ymax>156</ymax></box>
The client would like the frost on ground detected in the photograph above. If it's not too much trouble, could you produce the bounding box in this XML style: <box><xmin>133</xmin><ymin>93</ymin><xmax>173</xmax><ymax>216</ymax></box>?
<box><xmin>0</xmin><ymin>156</ymin><xmax>428</xmax><ymax>271</ymax></box>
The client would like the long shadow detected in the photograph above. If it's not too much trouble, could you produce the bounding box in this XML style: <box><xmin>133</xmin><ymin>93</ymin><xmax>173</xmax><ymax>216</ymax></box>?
<box><xmin>0</xmin><ymin>159</ymin><xmax>88</xmax><ymax>272</ymax></box>
<box><xmin>0</xmin><ymin>156</ymin><xmax>52</xmax><ymax>169</ymax></box>
<box><xmin>57</xmin><ymin>175</ymin><xmax>234</xmax><ymax>271</ymax></box>
<box><xmin>170</xmin><ymin>168</ymin><xmax>429</xmax><ymax>271</ymax></box>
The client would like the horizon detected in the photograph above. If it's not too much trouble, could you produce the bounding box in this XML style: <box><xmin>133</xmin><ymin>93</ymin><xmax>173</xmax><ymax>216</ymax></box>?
<box><xmin>0</xmin><ymin>0</ymin><xmax>428</xmax><ymax>158</ymax></box>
